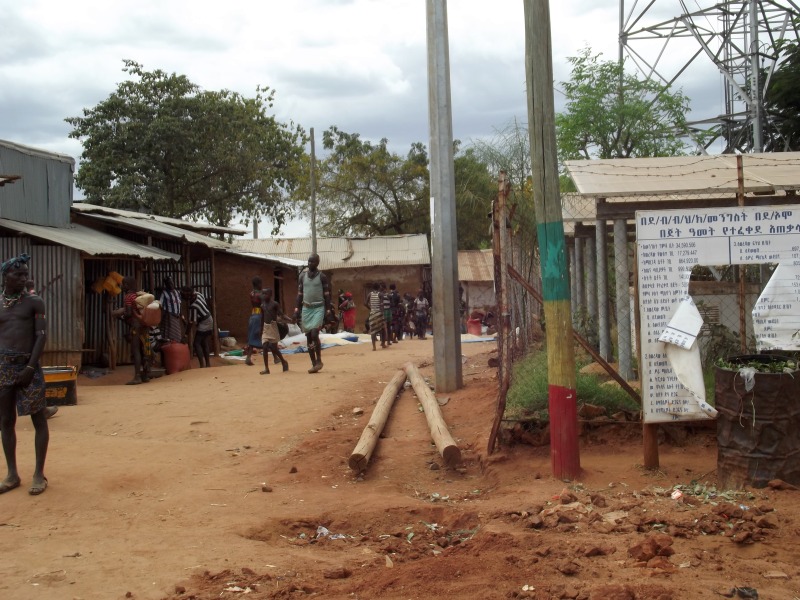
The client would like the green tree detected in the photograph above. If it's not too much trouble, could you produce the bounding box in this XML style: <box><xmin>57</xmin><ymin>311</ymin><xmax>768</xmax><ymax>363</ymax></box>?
<box><xmin>556</xmin><ymin>47</ymin><xmax>691</xmax><ymax>161</ymax></box>
<box><xmin>452</xmin><ymin>146</ymin><xmax>495</xmax><ymax>249</ymax></box>
<box><xmin>298</xmin><ymin>127</ymin><xmax>494</xmax><ymax>248</ymax></box>
<box><xmin>66</xmin><ymin>61</ymin><xmax>306</xmax><ymax>229</ymax></box>
<box><xmin>764</xmin><ymin>37</ymin><xmax>800</xmax><ymax>151</ymax></box>
<box><xmin>305</xmin><ymin>127</ymin><xmax>430</xmax><ymax>237</ymax></box>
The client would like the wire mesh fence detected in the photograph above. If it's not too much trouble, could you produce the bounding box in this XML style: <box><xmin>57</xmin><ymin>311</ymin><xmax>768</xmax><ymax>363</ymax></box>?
<box><xmin>562</xmin><ymin>188</ymin><xmax>800</xmax><ymax>393</ymax></box>
<box><xmin>488</xmin><ymin>152</ymin><xmax>800</xmax><ymax>431</ymax></box>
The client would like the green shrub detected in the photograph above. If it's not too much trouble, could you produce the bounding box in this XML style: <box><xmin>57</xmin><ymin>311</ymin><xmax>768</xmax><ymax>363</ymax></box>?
<box><xmin>505</xmin><ymin>348</ymin><xmax>639</xmax><ymax>420</ymax></box>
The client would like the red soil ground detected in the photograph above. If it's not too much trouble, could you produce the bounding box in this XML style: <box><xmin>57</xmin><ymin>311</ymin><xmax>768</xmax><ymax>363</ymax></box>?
<box><xmin>0</xmin><ymin>338</ymin><xmax>797</xmax><ymax>599</ymax></box>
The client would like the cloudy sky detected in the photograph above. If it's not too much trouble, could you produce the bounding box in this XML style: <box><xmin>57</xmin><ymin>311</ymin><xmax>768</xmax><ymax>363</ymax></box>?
<box><xmin>1</xmin><ymin>0</ymin><xmax>733</xmax><ymax>234</ymax></box>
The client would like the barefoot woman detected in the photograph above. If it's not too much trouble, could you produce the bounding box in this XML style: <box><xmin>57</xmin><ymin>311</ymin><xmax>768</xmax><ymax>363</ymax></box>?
<box><xmin>293</xmin><ymin>254</ymin><xmax>332</xmax><ymax>373</ymax></box>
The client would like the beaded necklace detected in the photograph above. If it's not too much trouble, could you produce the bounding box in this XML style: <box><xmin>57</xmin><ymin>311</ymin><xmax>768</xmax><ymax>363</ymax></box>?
<box><xmin>1</xmin><ymin>290</ymin><xmax>24</xmax><ymax>309</ymax></box>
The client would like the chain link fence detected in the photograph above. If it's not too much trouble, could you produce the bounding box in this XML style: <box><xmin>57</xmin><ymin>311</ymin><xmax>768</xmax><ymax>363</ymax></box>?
<box><xmin>562</xmin><ymin>189</ymin><xmax>799</xmax><ymax>392</ymax></box>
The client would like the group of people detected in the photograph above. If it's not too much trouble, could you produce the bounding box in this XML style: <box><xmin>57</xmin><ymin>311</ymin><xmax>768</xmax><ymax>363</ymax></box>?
<box><xmin>365</xmin><ymin>284</ymin><xmax>430</xmax><ymax>350</ymax></box>
<box><xmin>245</xmin><ymin>253</ymin><xmax>332</xmax><ymax>375</ymax></box>
<box><xmin>112</xmin><ymin>276</ymin><xmax>214</xmax><ymax>385</ymax></box>
<box><xmin>124</xmin><ymin>255</ymin><xmax>438</xmax><ymax>381</ymax></box>
<box><xmin>0</xmin><ymin>251</ymin><xmax>439</xmax><ymax>496</ymax></box>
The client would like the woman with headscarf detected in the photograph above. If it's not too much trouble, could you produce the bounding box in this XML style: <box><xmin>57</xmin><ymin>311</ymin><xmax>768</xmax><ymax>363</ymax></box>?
<box><xmin>339</xmin><ymin>291</ymin><xmax>356</xmax><ymax>333</ymax></box>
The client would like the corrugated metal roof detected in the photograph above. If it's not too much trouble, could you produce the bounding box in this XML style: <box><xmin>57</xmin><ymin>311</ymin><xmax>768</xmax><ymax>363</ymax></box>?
<box><xmin>565</xmin><ymin>152</ymin><xmax>800</xmax><ymax>197</ymax></box>
<box><xmin>77</xmin><ymin>213</ymin><xmax>233</xmax><ymax>250</ymax></box>
<box><xmin>234</xmin><ymin>234</ymin><xmax>431</xmax><ymax>270</ymax></box>
<box><xmin>0</xmin><ymin>218</ymin><xmax>181</xmax><ymax>261</ymax></box>
<box><xmin>224</xmin><ymin>249</ymin><xmax>305</xmax><ymax>269</ymax></box>
<box><xmin>0</xmin><ymin>139</ymin><xmax>75</xmax><ymax>164</ymax></box>
<box><xmin>458</xmin><ymin>249</ymin><xmax>494</xmax><ymax>282</ymax></box>
<box><xmin>71</xmin><ymin>202</ymin><xmax>247</xmax><ymax>235</ymax></box>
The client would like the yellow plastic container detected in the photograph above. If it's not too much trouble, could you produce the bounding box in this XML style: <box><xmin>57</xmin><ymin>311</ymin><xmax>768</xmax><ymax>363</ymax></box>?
<box><xmin>43</xmin><ymin>366</ymin><xmax>78</xmax><ymax>405</ymax></box>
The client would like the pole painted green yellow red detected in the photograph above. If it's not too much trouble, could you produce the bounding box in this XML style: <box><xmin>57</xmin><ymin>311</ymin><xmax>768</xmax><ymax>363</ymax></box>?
<box><xmin>524</xmin><ymin>0</ymin><xmax>580</xmax><ymax>479</ymax></box>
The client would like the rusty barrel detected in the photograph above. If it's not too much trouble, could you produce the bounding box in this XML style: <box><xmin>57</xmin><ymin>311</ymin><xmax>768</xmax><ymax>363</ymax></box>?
<box><xmin>715</xmin><ymin>355</ymin><xmax>800</xmax><ymax>490</ymax></box>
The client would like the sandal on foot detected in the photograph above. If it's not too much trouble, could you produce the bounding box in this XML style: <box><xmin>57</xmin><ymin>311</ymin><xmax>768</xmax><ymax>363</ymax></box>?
<box><xmin>0</xmin><ymin>478</ymin><xmax>21</xmax><ymax>494</ymax></box>
<box><xmin>282</xmin><ymin>362</ymin><xmax>289</xmax><ymax>372</ymax></box>
<box><xmin>28</xmin><ymin>478</ymin><xmax>47</xmax><ymax>496</ymax></box>
<box><xmin>260</xmin><ymin>369</ymin><xmax>270</xmax><ymax>375</ymax></box>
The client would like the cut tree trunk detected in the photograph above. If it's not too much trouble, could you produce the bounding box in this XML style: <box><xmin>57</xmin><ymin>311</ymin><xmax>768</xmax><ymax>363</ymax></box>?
<box><xmin>348</xmin><ymin>370</ymin><xmax>407</xmax><ymax>473</ymax></box>
<box><xmin>403</xmin><ymin>362</ymin><xmax>461</xmax><ymax>467</ymax></box>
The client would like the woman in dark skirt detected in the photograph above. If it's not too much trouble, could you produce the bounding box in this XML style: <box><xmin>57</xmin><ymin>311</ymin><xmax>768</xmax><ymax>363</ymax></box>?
<box><xmin>245</xmin><ymin>276</ymin><xmax>263</xmax><ymax>366</ymax></box>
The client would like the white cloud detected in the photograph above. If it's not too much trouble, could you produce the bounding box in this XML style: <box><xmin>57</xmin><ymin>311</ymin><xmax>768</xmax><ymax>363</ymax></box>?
<box><xmin>2</xmin><ymin>0</ymin><xmax>755</xmax><ymax>231</ymax></box>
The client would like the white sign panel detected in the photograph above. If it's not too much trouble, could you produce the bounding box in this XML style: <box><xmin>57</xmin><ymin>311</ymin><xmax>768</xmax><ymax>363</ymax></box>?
<box><xmin>636</xmin><ymin>205</ymin><xmax>800</xmax><ymax>423</ymax></box>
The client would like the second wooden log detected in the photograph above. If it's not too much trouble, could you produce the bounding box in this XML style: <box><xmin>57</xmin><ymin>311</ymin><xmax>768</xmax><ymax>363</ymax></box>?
<box><xmin>348</xmin><ymin>369</ymin><xmax>407</xmax><ymax>473</ymax></box>
<box><xmin>403</xmin><ymin>362</ymin><xmax>462</xmax><ymax>467</ymax></box>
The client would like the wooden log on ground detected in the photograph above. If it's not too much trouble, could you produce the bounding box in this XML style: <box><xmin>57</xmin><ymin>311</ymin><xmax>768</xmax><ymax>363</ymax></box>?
<box><xmin>348</xmin><ymin>370</ymin><xmax>407</xmax><ymax>473</ymax></box>
<box><xmin>403</xmin><ymin>362</ymin><xmax>462</xmax><ymax>467</ymax></box>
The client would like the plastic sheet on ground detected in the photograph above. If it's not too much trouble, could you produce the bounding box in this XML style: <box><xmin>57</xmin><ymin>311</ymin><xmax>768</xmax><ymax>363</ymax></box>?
<box><xmin>460</xmin><ymin>332</ymin><xmax>496</xmax><ymax>343</ymax></box>
<box><xmin>279</xmin><ymin>331</ymin><xmax>363</xmax><ymax>354</ymax></box>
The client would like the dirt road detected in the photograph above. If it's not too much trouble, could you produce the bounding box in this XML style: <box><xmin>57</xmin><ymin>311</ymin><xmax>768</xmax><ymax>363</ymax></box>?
<box><xmin>0</xmin><ymin>337</ymin><xmax>797</xmax><ymax>600</ymax></box>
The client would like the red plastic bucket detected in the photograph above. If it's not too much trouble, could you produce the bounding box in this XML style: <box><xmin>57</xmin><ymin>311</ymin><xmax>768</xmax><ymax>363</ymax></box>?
<box><xmin>162</xmin><ymin>342</ymin><xmax>191</xmax><ymax>374</ymax></box>
<box><xmin>466</xmin><ymin>319</ymin><xmax>482</xmax><ymax>336</ymax></box>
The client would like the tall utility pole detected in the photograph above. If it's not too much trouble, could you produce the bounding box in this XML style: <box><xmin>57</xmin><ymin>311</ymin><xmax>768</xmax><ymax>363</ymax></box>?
<box><xmin>426</xmin><ymin>0</ymin><xmax>462</xmax><ymax>393</ymax></box>
<box><xmin>310</xmin><ymin>127</ymin><xmax>317</xmax><ymax>255</ymax></box>
<box><xmin>524</xmin><ymin>0</ymin><xmax>580</xmax><ymax>479</ymax></box>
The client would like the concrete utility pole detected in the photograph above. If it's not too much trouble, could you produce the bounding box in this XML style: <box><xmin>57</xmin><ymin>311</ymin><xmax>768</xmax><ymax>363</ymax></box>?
<box><xmin>524</xmin><ymin>0</ymin><xmax>580</xmax><ymax>479</ymax></box>
<box><xmin>426</xmin><ymin>0</ymin><xmax>462</xmax><ymax>392</ymax></box>
<box><xmin>310</xmin><ymin>127</ymin><xmax>317</xmax><ymax>255</ymax></box>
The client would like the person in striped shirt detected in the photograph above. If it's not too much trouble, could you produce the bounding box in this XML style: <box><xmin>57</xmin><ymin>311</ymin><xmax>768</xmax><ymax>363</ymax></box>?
<box><xmin>181</xmin><ymin>286</ymin><xmax>214</xmax><ymax>368</ymax></box>
<box><xmin>158</xmin><ymin>276</ymin><xmax>183</xmax><ymax>343</ymax></box>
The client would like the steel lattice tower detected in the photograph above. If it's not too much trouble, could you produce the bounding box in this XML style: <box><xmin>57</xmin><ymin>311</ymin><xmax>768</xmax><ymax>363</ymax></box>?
<box><xmin>620</xmin><ymin>0</ymin><xmax>800</xmax><ymax>153</ymax></box>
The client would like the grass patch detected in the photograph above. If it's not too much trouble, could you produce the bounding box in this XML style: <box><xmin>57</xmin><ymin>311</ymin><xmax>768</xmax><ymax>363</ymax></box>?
<box><xmin>505</xmin><ymin>348</ymin><xmax>640</xmax><ymax>420</ymax></box>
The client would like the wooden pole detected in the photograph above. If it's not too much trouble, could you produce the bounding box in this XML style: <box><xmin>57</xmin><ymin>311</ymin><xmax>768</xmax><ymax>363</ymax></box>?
<box><xmin>524</xmin><ymin>0</ymin><xmax>580</xmax><ymax>479</ymax></box>
<box><xmin>106</xmin><ymin>293</ymin><xmax>117</xmax><ymax>371</ymax></box>
<box><xmin>210</xmin><ymin>248</ymin><xmax>221</xmax><ymax>358</ymax></box>
<box><xmin>633</xmin><ymin>245</ymin><xmax>659</xmax><ymax>468</ymax></box>
<box><xmin>488</xmin><ymin>172</ymin><xmax>512</xmax><ymax>453</ymax></box>
<box><xmin>349</xmin><ymin>370</ymin><xmax>407</xmax><ymax>473</ymax></box>
<box><xmin>404</xmin><ymin>362</ymin><xmax>461</xmax><ymax>467</ymax></box>
<box><xmin>736</xmin><ymin>154</ymin><xmax>747</xmax><ymax>353</ymax></box>
<box><xmin>310</xmin><ymin>127</ymin><xmax>317</xmax><ymax>256</ymax></box>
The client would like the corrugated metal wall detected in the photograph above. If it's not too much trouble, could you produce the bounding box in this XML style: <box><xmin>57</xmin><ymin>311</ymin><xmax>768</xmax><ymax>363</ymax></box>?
<box><xmin>0</xmin><ymin>238</ymin><xmax>83</xmax><ymax>367</ymax></box>
<box><xmin>83</xmin><ymin>254</ymin><xmax>212</xmax><ymax>368</ymax></box>
<box><xmin>83</xmin><ymin>258</ymin><xmax>140</xmax><ymax>367</ymax></box>
<box><xmin>189</xmin><ymin>259</ymin><xmax>213</xmax><ymax>305</ymax></box>
<box><xmin>150</xmin><ymin>239</ymin><xmax>185</xmax><ymax>291</ymax></box>
<box><xmin>0</xmin><ymin>143</ymin><xmax>73</xmax><ymax>227</ymax></box>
